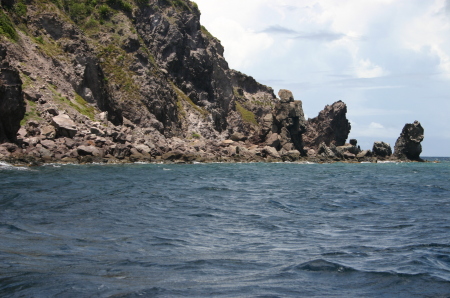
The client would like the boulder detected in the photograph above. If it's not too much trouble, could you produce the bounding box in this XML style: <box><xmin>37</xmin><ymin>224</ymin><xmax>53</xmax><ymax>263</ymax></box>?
<box><xmin>278</xmin><ymin>89</ymin><xmax>294</xmax><ymax>103</ymax></box>
<box><xmin>263</xmin><ymin>146</ymin><xmax>281</xmax><ymax>159</ymax></box>
<box><xmin>77</xmin><ymin>145</ymin><xmax>100</xmax><ymax>157</ymax></box>
<box><xmin>230</xmin><ymin>132</ymin><xmax>247</xmax><ymax>142</ymax></box>
<box><xmin>40</xmin><ymin>125</ymin><xmax>56</xmax><ymax>139</ymax></box>
<box><xmin>372</xmin><ymin>141</ymin><xmax>392</xmax><ymax>157</ymax></box>
<box><xmin>393</xmin><ymin>121</ymin><xmax>424</xmax><ymax>160</ymax></box>
<box><xmin>318</xmin><ymin>142</ymin><xmax>335</xmax><ymax>158</ymax></box>
<box><xmin>52</xmin><ymin>114</ymin><xmax>77</xmax><ymax>138</ymax></box>
<box><xmin>357</xmin><ymin>150</ymin><xmax>372</xmax><ymax>158</ymax></box>
<box><xmin>265</xmin><ymin>133</ymin><xmax>280</xmax><ymax>148</ymax></box>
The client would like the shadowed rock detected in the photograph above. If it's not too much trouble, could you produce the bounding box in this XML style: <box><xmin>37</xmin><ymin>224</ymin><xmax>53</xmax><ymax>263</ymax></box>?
<box><xmin>372</xmin><ymin>141</ymin><xmax>392</xmax><ymax>157</ymax></box>
<box><xmin>394</xmin><ymin>121</ymin><xmax>424</xmax><ymax>160</ymax></box>
<box><xmin>0</xmin><ymin>48</ymin><xmax>25</xmax><ymax>143</ymax></box>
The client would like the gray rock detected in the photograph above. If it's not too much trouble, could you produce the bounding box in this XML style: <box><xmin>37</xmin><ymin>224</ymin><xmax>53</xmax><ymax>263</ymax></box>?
<box><xmin>230</xmin><ymin>132</ymin><xmax>247</xmax><ymax>142</ymax></box>
<box><xmin>266</xmin><ymin>133</ymin><xmax>280</xmax><ymax>148</ymax></box>
<box><xmin>372</xmin><ymin>141</ymin><xmax>392</xmax><ymax>157</ymax></box>
<box><xmin>278</xmin><ymin>89</ymin><xmax>294</xmax><ymax>103</ymax></box>
<box><xmin>318</xmin><ymin>142</ymin><xmax>336</xmax><ymax>158</ymax></box>
<box><xmin>40</xmin><ymin>139</ymin><xmax>56</xmax><ymax>149</ymax></box>
<box><xmin>77</xmin><ymin>145</ymin><xmax>100</xmax><ymax>157</ymax></box>
<box><xmin>263</xmin><ymin>146</ymin><xmax>281</xmax><ymax>159</ymax></box>
<box><xmin>303</xmin><ymin>101</ymin><xmax>351</xmax><ymax>151</ymax></box>
<box><xmin>40</xmin><ymin>125</ymin><xmax>56</xmax><ymax>139</ymax></box>
<box><xmin>357</xmin><ymin>150</ymin><xmax>372</xmax><ymax>158</ymax></box>
<box><xmin>52</xmin><ymin>114</ymin><xmax>77</xmax><ymax>138</ymax></box>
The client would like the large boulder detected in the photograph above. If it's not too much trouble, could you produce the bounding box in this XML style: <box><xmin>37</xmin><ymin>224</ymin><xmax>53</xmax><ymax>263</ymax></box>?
<box><xmin>0</xmin><ymin>48</ymin><xmax>25</xmax><ymax>143</ymax></box>
<box><xmin>393</xmin><ymin>120</ymin><xmax>424</xmax><ymax>160</ymax></box>
<box><xmin>51</xmin><ymin>114</ymin><xmax>78</xmax><ymax>138</ymax></box>
<box><xmin>303</xmin><ymin>101</ymin><xmax>351</xmax><ymax>150</ymax></box>
<box><xmin>372</xmin><ymin>141</ymin><xmax>392</xmax><ymax>157</ymax></box>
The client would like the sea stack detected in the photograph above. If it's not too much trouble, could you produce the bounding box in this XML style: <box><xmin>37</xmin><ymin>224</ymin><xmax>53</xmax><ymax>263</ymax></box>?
<box><xmin>393</xmin><ymin>120</ymin><xmax>424</xmax><ymax>161</ymax></box>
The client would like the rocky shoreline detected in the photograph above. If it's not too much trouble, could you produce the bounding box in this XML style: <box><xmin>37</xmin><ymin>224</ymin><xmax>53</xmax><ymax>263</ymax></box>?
<box><xmin>0</xmin><ymin>1</ymin><xmax>425</xmax><ymax>165</ymax></box>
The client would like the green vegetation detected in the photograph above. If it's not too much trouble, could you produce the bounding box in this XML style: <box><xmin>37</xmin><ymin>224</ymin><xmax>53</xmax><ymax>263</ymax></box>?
<box><xmin>20</xmin><ymin>100</ymin><xmax>42</xmax><ymax>125</ymax></box>
<box><xmin>0</xmin><ymin>10</ymin><xmax>18</xmax><ymax>41</ymax></box>
<box><xmin>236</xmin><ymin>102</ymin><xmax>257</xmax><ymax>126</ymax></box>
<box><xmin>233</xmin><ymin>87</ymin><xmax>244</xmax><ymax>99</ymax></box>
<box><xmin>171</xmin><ymin>82</ymin><xmax>208</xmax><ymax>118</ymax></box>
<box><xmin>49</xmin><ymin>84</ymin><xmax>98</xmax><ymax>120</ymax></box>
<box><xmin>191</xmin><ymin>132</ymin><xmax>201</xmax><ymax>139</ymax></box>
<box><xmin>201</xmin><ymin>25</ymin><xmax>217</xmax><ymax>41</ymax></box>
<box><xmin>14</xmin><ymin>2</ymin><xmax>28</xmax><ymax>18</ymax></box>
<box><xmin>106</xmin><ymin>0</ymin><xmax>133</xmax><ymax>13</ymax></box>
<box><xmin>74</xmin><ymin>93</ymin><xmax>97</xmax><ymax>120</ymax></box>
<box><xmin>161</xmin><ymin>0</ymin><xmax>192</xmax><ymax>12</ymax></box>
<box><xmin>35</xmin><ymin>36</ymin><xmax>45</xmax><ymax>44</ymax></box>
<box><xmin>98</xmin><ymin>44</ymin><xmax>140</xmax><ymax>100</ymax></box>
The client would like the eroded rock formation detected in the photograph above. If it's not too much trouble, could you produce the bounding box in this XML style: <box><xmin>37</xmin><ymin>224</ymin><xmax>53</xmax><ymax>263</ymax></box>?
<box><xmin>393</xmin><ymin>121</ymin><xmax>424</xmax><ymax>160</ymax></box>
<box><xmin>261</xmin><ymin>89</ymin><xmax>306</xmax><ymax>156</ymax></box>
<box><xmin>303</xmin><ymin>101</ymin><xmax>351</xmax><ymax>152</ymax></box>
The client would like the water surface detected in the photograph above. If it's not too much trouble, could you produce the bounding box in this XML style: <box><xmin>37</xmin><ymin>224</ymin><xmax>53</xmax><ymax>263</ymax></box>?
<box><xmin>1</xmin><ymin>159</ymin><xmax>449</xmax><ymax>297</ymax></box>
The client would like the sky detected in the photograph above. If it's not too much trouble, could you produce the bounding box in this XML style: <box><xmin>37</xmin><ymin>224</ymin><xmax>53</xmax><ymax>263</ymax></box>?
<box><xmin>194</xmin><ymin>0</ymin><xmax>450</xmax><ymax>157</ymax></box>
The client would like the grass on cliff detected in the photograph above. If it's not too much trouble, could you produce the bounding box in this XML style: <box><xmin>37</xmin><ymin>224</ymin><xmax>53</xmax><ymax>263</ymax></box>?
<box><xmin>171</xmin><ymin>82</ymin><xmax>209</xmax><ymax>118</ymax></box>
<box><xmin>235</xmin><ymin>102</ymin><xmax>258</xmax><ymax>126</ymax></box>
<box><xmin>0</xmin><ymin>10</ymin><xmax>18</xmax><ymax>41</ymax></box>
<box><xmin>49</xmin><ymin>84</ymin><xmax>98</xmax><ymax>120</ymax></box>
<box><xmin>98</xmin><ymin>44</ymin><xmax>140</xmax><ymax>101</ymax></box>
<box><xmin>20</xmin><ymin>100</ymin><xmax>42</xmax><ymax>126</ymax></box>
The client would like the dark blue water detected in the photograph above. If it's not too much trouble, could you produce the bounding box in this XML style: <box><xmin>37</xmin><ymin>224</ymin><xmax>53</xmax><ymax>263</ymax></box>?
<box><xmin>1</xmin><ymin>159</ymin><xmax>450</xmax><ymax>297</ymax></box>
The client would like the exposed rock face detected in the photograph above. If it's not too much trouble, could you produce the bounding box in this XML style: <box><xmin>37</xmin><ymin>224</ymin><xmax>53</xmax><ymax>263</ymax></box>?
<box><xmin>0</xmin><ymin>46</ymin><xmax>25</xmax><ymax>143</ymax></box>
<box><xmin>303</xmin><ymin>101</ymin><xmax>351</xmax><ymax>151</ymax></box>
<box><xmin>372</xmin><ymin>141</ymin><xmax>392</xmax><ymax>157</ymax></box>
<box><xmin>393</xmin><ymin>121</ymin><xmax>424</xmax><ymax>160</ymax></box>
<box><xmin>262</xmin><ymin>89</ymin><xmax>306</xmax><ymax>154</ymax></box>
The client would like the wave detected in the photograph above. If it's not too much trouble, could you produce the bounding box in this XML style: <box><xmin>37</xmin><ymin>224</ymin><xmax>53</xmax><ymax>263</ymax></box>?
<box><xmin>0</xmin><ymin>162</ymin><xmax>30</xmax><ymax>171</ymax></box>
<box><xmin>287</xmin><ymin>259</ymin><xmax>356</xmax><ymax>273</ymax></box>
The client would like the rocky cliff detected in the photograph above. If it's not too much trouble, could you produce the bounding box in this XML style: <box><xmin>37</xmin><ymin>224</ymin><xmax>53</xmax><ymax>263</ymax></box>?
<box><xmin>0</xmin><ymin>0</ymin><xmax>424</xmax><ymax>164</ymax></box>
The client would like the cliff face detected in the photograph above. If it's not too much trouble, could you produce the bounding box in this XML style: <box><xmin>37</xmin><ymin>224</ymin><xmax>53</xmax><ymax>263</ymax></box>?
<box><xmin>0</xmin><ymin>45</ymin><xmax>24</xmax><ymax>143</ymax></box>
<box><xmin>0</xmin><ymin>0</ymin><xmax>278</xmax><ymax>162</ymax></box>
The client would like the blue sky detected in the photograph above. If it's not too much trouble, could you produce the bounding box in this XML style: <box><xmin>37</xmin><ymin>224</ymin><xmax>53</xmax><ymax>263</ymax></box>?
<box><xmin>194</xmin><ymin>0</ymin><xmax>450</xmax><ymax>157</ymax></box>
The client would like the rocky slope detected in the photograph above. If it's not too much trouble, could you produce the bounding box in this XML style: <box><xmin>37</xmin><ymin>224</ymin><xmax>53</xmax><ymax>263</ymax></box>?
<box><xmin>0</xmin><ymin>0</ymin><xmax>424</xmax><ymax>164</ymax></box>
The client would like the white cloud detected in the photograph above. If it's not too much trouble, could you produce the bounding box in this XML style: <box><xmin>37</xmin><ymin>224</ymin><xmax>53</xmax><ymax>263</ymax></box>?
<box><xmin>350</xmin><ymin>120</ymin><xmax>400</xmax><ymax>139</ymax></box>
<box><xmin>355</xmin><ymin>59</ymin><xmax>388</xmax><ymax>78</ymax></box>
<box><xmin>369</xmin><ymin>122</ymin><xmax>384</xmax><ymax>129</ymax></box>
<box><xmin>206</xmin><ymin>17</ymin><xmax>273</xmax><ymax>69</ymax></box>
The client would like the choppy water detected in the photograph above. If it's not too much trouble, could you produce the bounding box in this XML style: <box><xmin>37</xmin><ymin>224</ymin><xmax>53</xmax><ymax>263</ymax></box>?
<box><xmin>1</xmin><ymin>158</ymin><xmax>450</xmax><ymax>297</ymax></box>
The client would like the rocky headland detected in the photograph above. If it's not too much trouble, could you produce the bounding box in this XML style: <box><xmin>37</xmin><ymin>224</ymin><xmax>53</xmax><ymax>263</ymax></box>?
<box><xmin>0</xmin><ymin>0</ymin><xmax>424</xmax><ymax>165</ymax></box>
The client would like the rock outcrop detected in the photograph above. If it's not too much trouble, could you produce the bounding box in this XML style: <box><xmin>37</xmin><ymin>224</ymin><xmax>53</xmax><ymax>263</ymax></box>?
<box><xmin>372</xmin><ymin>141</ymin><xmax>392</xmax><ymax>157</ymax></box>
<box><xmin>0</xmin><ymin>46</ymin><xmax>25</xmax><ymax>143</ymax></box>
<box><xmin>303</xmin><ymin>101</ymin><xmax>351</xmax><ymax>153</ymax></box>
<box><xmin>261</xmin><ymin>89</ymin><xmax>306</xmax><ymax>155</ymax></box>
<box><xmin>393</xmin><ymin>121</ymin><xmax>424</xmax><ymax>160</ymax></box>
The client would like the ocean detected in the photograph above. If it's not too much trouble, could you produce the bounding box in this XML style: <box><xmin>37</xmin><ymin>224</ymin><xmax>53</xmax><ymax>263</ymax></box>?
<box><xmin>0</xmin><ymin>159</ymin><xmax>449</xmax><ymax>297</ymax></box>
